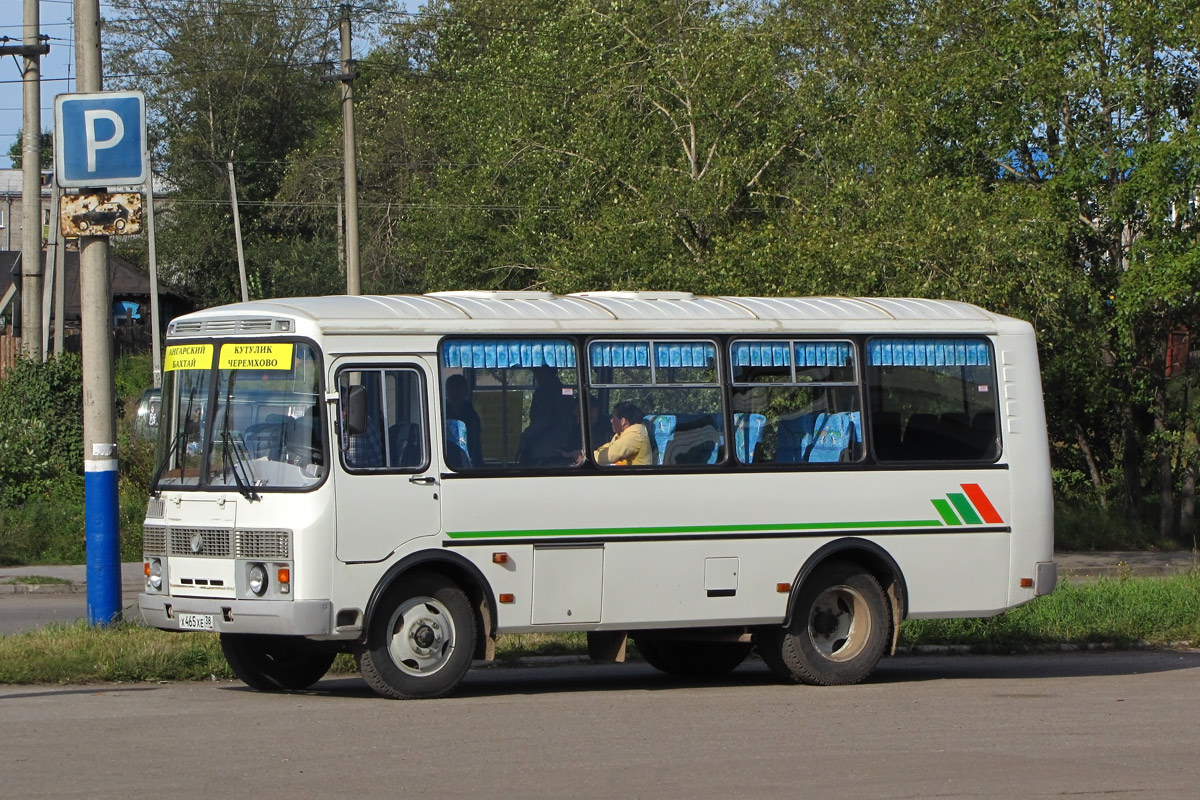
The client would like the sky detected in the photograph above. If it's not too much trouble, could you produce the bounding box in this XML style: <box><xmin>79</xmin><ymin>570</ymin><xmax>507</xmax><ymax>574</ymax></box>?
<box><xmin>0</xmin><ymin>0</ymin><xmax>100</xmax><ymax>169</ymax></box>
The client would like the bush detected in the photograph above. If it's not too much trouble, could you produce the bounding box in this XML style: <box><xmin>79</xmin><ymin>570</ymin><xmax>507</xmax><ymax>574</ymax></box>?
<box><xmin>0</xmin><ymin>355</ymin><xmax>84</xmax><ymax>507</ymax></box>
<box><xmin>0</xmin><ymin>353</ymin><xmax>152</xmax><ymax>565</ymax></box>
<box><xmin>1055</xmin><ymin>502</ymin><xmax>1160</xmax><ymax>551</ymax></box>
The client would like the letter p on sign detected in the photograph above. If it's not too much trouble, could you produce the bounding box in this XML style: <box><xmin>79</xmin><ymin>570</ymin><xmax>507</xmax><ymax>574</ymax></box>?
<box><xmin>54</xmin><ymin>91</ymin><xmax>148</xmax><ymax>188</ymax></box>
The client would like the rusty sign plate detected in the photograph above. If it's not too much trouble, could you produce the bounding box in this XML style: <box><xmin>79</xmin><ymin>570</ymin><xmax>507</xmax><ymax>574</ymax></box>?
<box><xmin>60</xmin><ymin>192</ymin><xmax>144</xmax><ymax>237</ymax></box>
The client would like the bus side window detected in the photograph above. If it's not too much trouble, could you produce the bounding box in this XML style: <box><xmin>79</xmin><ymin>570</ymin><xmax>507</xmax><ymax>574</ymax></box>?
<box><xmin>440</xmin><ymin>339</ymin><xmax>583</xmax><ymax>470</ymax></box>
<box><xmin>589</xmin><ymin>339</ymin><xmax>724</xmax><ymax>468</ymax></box>
<box><xmin>865</xmin><ymin>338</ymin><xmax>999</xmax><ymax>463</ymax></box>
<box><xmin>729</xmin><ymin>340</ymin><xmax>861</xmax><ymax>466</ymax></box>
<box><xmin>337</xmin><ymin>368</ymin><xmax>427</xmax><ymax>472</ymax></box>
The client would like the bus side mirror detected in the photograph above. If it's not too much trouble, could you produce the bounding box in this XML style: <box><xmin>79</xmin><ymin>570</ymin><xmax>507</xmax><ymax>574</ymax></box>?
<box><xmin>344</xmin><ymin>385</ymin><xmax>367</xmax><ymax>436</ymax></box>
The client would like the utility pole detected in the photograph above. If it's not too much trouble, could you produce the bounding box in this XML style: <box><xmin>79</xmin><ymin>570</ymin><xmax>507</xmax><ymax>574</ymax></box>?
<box><xmin>19</xmin><ymin>0</ymin><xmax>47</xmax><ymax>359</ymax></box>
<box><xmin>336</xmin><ymin>4</ymin><xmax>360</xmax><ymax>295</ymax></box>
<box><xmin>227</xmin><ymin>159</ymin><xmax>249</xmax><ymax>302</ymax></box>
<box><xmin>75</xmin><ymin>0</ymin><xmax>122</xmax><ymax>626</ymax></box>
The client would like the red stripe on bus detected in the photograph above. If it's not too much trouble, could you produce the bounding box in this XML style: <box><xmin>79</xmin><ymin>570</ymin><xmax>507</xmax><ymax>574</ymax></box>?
<box><xmin>961</xmin><ymin>483</ymin><xmax>1003</xmax><ymax>524</ymax></box>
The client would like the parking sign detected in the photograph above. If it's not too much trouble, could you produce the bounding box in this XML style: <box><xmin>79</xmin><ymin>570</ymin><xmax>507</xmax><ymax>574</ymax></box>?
<box><xmin>54</xmin><ymin>91</ymin><xmax>148</xmax><ymax>188</ymax></box>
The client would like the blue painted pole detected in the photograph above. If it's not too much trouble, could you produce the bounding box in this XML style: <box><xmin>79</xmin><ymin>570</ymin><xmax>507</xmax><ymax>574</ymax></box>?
<box><xmin>85</xmin><ymin>458</ymin><xmax>122</xmax><ymax>625</ymax></box>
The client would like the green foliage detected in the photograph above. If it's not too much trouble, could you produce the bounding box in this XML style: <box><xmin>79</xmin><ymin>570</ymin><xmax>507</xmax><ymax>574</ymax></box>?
<box><xmin>0</xmin><ymin>356</ymin><xmax>85</xmax><ymax>507</ymax></box>
<box><xmin>106</xmin><ymin>0</ymin><xmax>353</xmax><ymax>307</ymax></box>
<box><xmin>0</xmin><ymin>354</ymin><xmax>153</xmax><ymax>565</ymax></box>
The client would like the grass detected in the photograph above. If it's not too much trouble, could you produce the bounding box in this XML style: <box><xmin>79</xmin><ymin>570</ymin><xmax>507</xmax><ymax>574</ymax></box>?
<box><xmin>900</xmin><ymin>571</ymin><xmax>1200</xmax><ymax>651</ymax></box>
<box><xmin>1</xmin><ymin>574</ymin><xmax>1197</xmax><ymax>686</ymax></box>
<box><xmin>2</xmin><ymin>575</ymin><xmax>73</xmax><ymax>586</ymax></box>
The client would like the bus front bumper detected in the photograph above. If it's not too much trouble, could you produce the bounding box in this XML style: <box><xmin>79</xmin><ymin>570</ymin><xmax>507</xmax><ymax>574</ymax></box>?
<box><xmin>139</xmin><ymin>594</ymin><xmax>333</xmax><ymax>636</ymax></box>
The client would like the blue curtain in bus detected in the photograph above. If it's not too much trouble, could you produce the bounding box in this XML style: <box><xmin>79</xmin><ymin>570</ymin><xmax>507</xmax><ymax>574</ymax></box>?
<box><xmin>654</xmin><ymin>342</ymin><xmax>715</xmax><ymax>368</ymax></box>
<box><xmin>588</xmin><ymin>342</ymin><xmax>651</xmax><ymax>368</ymax></box>
<box><xmin>590</xmin><ymin>341</ymin><xmax>716</xmax><ymax>369</ymax></box>
<box><xmin>730</xmin><ymin>341</ymin><xmax>852</xmax><ymax>368</ymax></box>
<box><xmin>867</xmin><ymin>339</ymin><xmax>991</xmax><ymax>367</ymax></box>
<box><xmin>442</xmin><ymin>339</ymin><xmax>577</xmax><ymax>369</ymax></box>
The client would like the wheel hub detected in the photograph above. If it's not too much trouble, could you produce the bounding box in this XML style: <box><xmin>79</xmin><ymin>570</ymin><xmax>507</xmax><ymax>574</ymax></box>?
<box><xmin>412</xmin><ymin>620</ymin><xmax>440</xmax><ymax>651</ymax></box>
<box><xmin>811</xmin><ymin>608</ymin><xmax>839</xmax><ymax>637</ymax></box>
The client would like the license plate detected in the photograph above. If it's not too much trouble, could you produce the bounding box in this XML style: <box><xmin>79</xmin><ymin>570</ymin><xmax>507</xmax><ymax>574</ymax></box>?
<box><xmin>178</xmin><ymin>613</ymin><xmax>214</xmax><ymax>631</ymax></box>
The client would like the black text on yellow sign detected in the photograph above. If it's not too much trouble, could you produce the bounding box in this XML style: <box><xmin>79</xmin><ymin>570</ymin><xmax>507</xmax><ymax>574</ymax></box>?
<box><xmin>219</xmin><ymin>343</ymin><xmax>294</xmax><ymax>371</ymax></box>
<box><xmin>163</xmin><ymin>344</ymin><xmax>214</xmax><ymax>372</ymax></box>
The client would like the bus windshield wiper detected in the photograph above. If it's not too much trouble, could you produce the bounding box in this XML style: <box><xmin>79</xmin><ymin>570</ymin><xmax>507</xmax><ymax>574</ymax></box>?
<box><xmin>220</xmin><ymin>428</ymin><xmax>260</xmax><ymax>502</ymax></box>
<box><xmin>218</xmin><ymin>371</ymin><xmax>259</xmax><ymax>502</ymax></box>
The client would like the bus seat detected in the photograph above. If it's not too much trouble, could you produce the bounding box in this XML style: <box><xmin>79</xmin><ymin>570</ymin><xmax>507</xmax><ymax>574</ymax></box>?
<box><xmin>388</xmin><ymin>422</ymin><xmax>411</xmax><ymax>468</ymax></box>
<box><xmin>445</xmin><ymin>418</ymin><xmax>471</xmax><ymax>469</ymax></box>
<box><xmin>903</xmin><ymin>413</ymin><xmax>938</xmax><ymax>460</ymax></box>
<box><xmin>663</xmin><ymin>423</ymin><xmax>719</xmax><ymax>466</ymax></box>
<box><xmin>807</xmin><ymin>411</ymin><xmax>856</xmax><ymax>463</ymax></box>
<box><xmin>776</xmin><ymin>413</ymin><xmax>820</xmax><ymax>463</ymax></box>
<box><xmin>940</xmin><ymin>412</ymin><xmax>972</xmax><ymax>459</ymax></box>
<box><xmin>734</xmin><ymin>412</ymin><xmax>766</xmax><ymax>463</ymax></box>
<box><xmin>645</xmin><ymin>414</ymin><xmax>676</xmax><ymax>465</ymax></box>
<box><xmin>971</xmin><ymin>412</ymin><xmax>998</xmax><ymax>458</ymax></box>
<box><xmin>871</xmin><ymin>411</ymin><xmax>903</xmax><ymax>460</ymax></box>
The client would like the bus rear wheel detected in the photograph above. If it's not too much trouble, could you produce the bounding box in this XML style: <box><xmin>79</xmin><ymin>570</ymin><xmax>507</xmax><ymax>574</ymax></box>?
<box><xmin>219</xmin><ymin>634</ymin><xmax>336</xmax><ymax>691</ymax></box>
<box><xmin>759</xmin><ymin>560</ymin><xmax>889</xmax><ymax>686</ymax></box>
<box><xmin>634</xmin><ymin>636</ymin><xmax>753</xmax><ymax>677</ymax></box>
<box><xmin>358</xmin><ymin>573</ymin><xmax>475</xmax><ymax>700</ymax></box>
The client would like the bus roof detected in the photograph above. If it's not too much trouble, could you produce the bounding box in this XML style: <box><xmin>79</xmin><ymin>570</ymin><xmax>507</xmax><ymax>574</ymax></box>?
<box><xmin>167</xmin><ymin>291</ymin><xmax>1028</xmax><ymax>338</ymax></box>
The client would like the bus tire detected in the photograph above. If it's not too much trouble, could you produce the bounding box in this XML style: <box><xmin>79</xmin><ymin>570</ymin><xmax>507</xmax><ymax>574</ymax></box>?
<box><xmin>359</xmin><ymin>573</ymin><xmax>475</xmax><ymax>699</ymax></box>
<box><xmin>759</xmin><ymin>560</ymin><xmax>889</xmax><ymax>686</ymax></box>
<box><xmin>219</xmin><ymin>634</ymin><xmax>336</xmax><ymax>691</ymax></box>
<box><xmin>634</xmin><ymin>636</ymin><xmax>753</xmax><ymax>677</ymax></box>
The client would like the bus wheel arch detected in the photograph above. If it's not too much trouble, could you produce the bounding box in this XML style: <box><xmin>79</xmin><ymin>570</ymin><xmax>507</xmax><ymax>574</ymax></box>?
<box><xmin>759</xmin><ymin>540</ymin><xmax>908</xmax><ymax>686</ymax></box>
<box><xmin>360</xmin><ymin>554</ymin><xmax>498</xmax><ymax>698</ymax></box>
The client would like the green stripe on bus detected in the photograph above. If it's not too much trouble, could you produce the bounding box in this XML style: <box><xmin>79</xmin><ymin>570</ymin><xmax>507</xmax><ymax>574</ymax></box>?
<box><xmin>947</xmin><ymin>492</ymin><xmax>983</xmax><ymax>525</ymax></box>
<box><xmin>447</xmin><ymin>519</ymin><xmax>946</xmax><ymax>539</ymax></box>
<box><xmin>930</xmin><ymin>499</ymin><xmax>961</xmax><ymax>526</ymax></box>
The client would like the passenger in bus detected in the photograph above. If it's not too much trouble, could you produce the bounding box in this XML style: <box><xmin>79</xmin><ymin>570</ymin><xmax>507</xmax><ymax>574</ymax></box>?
<box><xmin>587</xmin><ymin>394</ymin><xmax>612</xmax><ymax>447</ymax></box>
<box><xmin>517</xmin><ymin>366</ymin><xmax>578</xmax><ymax>466</ymax></box>
<box><xmin>589</xmin><ymin>401</ymin><xmax>652</xmax><ymax>466</ymax></box>
<box><xmin>444</xmin><ymin>374</ymin><xmax>483</xmax><ymax>467</ymax></box>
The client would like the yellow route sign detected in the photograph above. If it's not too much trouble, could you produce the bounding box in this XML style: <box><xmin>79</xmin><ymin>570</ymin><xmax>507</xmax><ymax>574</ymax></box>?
<box><xmin>163</xmin><ymin>344</ymin><xmax>213</xmax><ymax>372</ymax></box>
<box><xmin>218</xmin><ymin>343</ymin><xmax>294</xmax><ymax>370</ymax></box>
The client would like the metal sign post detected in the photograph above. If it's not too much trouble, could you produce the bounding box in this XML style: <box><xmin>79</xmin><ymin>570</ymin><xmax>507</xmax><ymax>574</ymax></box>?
<box><xmin>53</xmin><ymin>72</ymin><xmax>147</xmax><ymax>623</ymax></box>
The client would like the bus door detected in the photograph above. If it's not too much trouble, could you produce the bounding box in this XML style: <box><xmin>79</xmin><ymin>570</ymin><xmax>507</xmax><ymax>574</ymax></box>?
<box><xmin>332</xmin><ymin>359</ymin><xmax>441</xmax><ymax>563</ymax></box>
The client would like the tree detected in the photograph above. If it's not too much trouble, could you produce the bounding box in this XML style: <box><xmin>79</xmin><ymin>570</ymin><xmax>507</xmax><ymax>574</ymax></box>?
<box><xmin>105</xmin><ymin>0</ymin><xmax>354</xmax><ymax>306</ymax></box>
<box><xmin>6</xmin><ymin>130</ymin><xmax>53</xmax><ymax>169</ymax></box>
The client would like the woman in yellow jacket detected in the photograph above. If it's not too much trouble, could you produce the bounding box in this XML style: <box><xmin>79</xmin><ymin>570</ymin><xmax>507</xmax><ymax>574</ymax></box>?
<box><xmin>592</xmin><ymin>401</ymin><xmax>653</xmax><ymax>466</ymax></box>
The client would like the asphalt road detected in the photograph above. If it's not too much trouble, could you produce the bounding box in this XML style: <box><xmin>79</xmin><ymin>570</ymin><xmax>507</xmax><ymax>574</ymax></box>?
<box><xmin>2</xmin><ymin>651</ymin><xmax>1198</xmax><ymax>799</ymax></box>
<box><xmin>0</xmin><ymin>590</ymin><xmax>143</xmax><ymax>635</ymax></box>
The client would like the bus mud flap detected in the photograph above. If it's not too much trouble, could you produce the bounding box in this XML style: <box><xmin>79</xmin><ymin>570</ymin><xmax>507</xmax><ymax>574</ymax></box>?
<box><xmin>587</xmin><ymin>631</ymin><xmax>628</xmax><ymax>663</ymax></box>
<box><xmin>887</xmin><ymin>583</ymin><xmax>903</xmax><ymax>655</ymax></box>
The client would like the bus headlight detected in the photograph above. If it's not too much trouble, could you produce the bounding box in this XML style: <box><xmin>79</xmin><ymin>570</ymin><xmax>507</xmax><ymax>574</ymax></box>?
<box><xmin>248</xmin><ymin>563</ymin><xmax>268</xmax><ymax>596</ymax></box>
<box><xmin>147</xmin><ymin>559</ymin><xmax>163</xmax><ymax>591</ymax></box>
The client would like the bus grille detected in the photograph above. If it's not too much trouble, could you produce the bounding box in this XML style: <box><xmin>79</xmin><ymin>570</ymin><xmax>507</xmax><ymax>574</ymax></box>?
<box><xmin>143</xmin><ymin>525</ymin><xmax>167</xmax><ymax>555</ymax></box>
<box><xmin>142</xmin><ymin>526</ymin><xmax>292</xmax><ymax>559</ymax></box>
<box><xmin>170</xmin><ymin>527</ymin><xmax>234</xmax><ymax>557</ymax></box>
<box><xmin>236</xmin><ymin>530</ymin><xmax>291</xmax><ymax>559</ymax></box>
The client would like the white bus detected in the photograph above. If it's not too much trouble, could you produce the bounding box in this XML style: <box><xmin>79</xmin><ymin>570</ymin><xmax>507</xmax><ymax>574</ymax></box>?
<box><xmin>139</xmin><ymin>291</ymin><xmax>1055</xmax><ymax>698</ymax></box>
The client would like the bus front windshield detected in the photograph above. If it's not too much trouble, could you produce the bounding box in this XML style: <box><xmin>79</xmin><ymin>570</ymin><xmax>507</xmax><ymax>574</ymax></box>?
<box><xmin>153</xmin><ymin>342</ymin><xmax>325</xmax><ymax>492</ymax></box>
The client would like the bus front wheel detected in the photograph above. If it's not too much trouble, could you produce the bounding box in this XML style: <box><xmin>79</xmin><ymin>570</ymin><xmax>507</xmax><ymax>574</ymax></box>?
<box><xmin>219</xmin><ymin>634</ymin><xmax>336</xmax><ymax>691</ymax></box>
<box><xmin>358</xmin><ymin>573</ymin><xmax>475</xmax><ymax>699</ymax></box>
<box><xmin>759</xmin><ymin>560</ymin><xmax>889</xmax><ymax>686</ymax></box>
